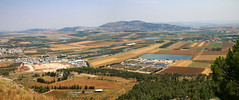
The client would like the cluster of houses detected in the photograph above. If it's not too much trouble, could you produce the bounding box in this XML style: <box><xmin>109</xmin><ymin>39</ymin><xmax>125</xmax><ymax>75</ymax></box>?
<box><xmin>0</xmin><ymin>48</ymin><xmax>23</xmax><ymax>56</ymax></box>
<box><xmin>0</xmin><ymin>55</ymin><xmax>87</xmax><ymax>67</ymax></box>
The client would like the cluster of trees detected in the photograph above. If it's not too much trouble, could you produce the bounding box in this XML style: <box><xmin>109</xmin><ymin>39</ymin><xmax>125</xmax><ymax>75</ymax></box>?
<box><xmin>50</xmin><ymin>85</ymin><xmax>94</xmax><ymax>90</ymax></box>
<box><xmin>155</xmin><ymin>40</ymin><xmax>164</xmax><ymax>43</ymax></box>
<box><xmin>37</xmin><ymin>78</ymin><xmax>56</xmax><ymax>84</ymax></box>
<box><xmin>32</xmin><ymin>73</ymin><xmax>40</xmax><ymax>77</ymax></box>
<box><xmin>36</xmin><ymin>71</ymin><xmax>71</xmax><ymax>84</ymax></box>
<box><xmin>32</xmin><ymin>86</ymin><xmax>50</xmax><ymax>93</ymax></box>
<box><xmin>31</xmin><ymin>85</ymin><xmax>95</xmax><ymax>93</ymax></box>
<box><xmin>43</xmin><ymin>72</ymin><xmax>57</xmax><ymax>77</ymax></box>
<box><xmin>117</xmin><ymin>74</ymin><xmax>214</xmax><ymax>100</ymax></box>
<box><xmin>57</xmin><ymin>71</ymin><xmax>70</xmax><ymax>82</ymax></box>
<box><xmin>32</xmin><ymin>72</ymin><xmax>58</xmax><ymax>78</ymax></box>
<box><xmin>57</xmin><ymin>67</ymin><xmax>158</xmax><ymax>82</ymax></box>
<box><xmin>211</xmin><ymin>47</ymin><xmax>222</xmax><ymax>51</ymax></box>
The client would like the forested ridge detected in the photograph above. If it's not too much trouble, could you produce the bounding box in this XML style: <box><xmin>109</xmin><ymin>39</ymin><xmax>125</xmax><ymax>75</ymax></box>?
<box><xmin>117</xmin><ymin>74</ymin><xmax>214</xmax><ymax>100</ymax></box>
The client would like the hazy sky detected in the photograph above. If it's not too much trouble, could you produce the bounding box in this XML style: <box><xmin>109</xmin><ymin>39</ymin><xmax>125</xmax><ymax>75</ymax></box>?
<box><xmin>0</xmin><ymin>0</ymin><xmax>239</xmax><ymax>31</ymax></box>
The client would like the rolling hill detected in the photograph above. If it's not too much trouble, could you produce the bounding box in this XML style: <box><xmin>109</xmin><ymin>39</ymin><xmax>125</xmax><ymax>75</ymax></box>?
<box><xmin>100</xmin><ymin>20</ymin><xmax>193</xmax><ymax>32</ymax></box>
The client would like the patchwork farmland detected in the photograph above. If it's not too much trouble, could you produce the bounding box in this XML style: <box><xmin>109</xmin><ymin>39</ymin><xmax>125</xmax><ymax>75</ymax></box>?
<box><xmin>89</xmin><ymin>41</ymin><xmax>169</xmax><ymax>67</ymax></box>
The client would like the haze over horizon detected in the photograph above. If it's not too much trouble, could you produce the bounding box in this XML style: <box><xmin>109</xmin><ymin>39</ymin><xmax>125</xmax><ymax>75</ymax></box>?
<box><xmin>0</xmin><ymin>0</ymin><xmax>239</xmax><ymax>31</ymax></box>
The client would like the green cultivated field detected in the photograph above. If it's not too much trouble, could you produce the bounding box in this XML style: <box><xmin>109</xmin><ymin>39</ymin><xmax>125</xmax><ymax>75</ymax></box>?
<box><xmin>193</xmin><ymin>47</ymin><xmax>203</xmax><ymax>52</ymax></box>
<box><xmin>207</xmin><ymin>43</ymin><xmax>222</xmax><ymax>48</ymax></box>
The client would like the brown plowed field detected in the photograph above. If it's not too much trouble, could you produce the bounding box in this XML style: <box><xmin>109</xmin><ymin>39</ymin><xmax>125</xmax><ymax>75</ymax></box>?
<box><xmin>222</xmin><ymin>41</ymin><xmax>234</xmax><ymax>51</ymax></box>
<box><xmin>193</xmin><ymin>55</ymin><xmax>226</xmax><ymax>61</ymax></box>
<box><xmin>204</xmin><ymin>42</ymin><xmax>211</xmax><ymax>47</ymax></box>
<box><xmin>202</xmin><ymin>51</ymin><xmax>227</xmax><ymax>55</ymax></box>
<box><xmin>157</xmin><ymin>67</ymin><xmax>204</xmax><ymax>74</ymax></box>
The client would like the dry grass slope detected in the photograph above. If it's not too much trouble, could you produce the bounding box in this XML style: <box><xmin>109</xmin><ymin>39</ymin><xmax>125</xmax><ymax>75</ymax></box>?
<box><xmin>0</xmin><ymin>76</ymin><xmax>49</xmax><ymax>100</ymax></box>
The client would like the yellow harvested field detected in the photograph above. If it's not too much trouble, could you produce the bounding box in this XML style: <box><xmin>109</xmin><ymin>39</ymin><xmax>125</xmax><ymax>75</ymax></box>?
<box><xmin>172</xmin><ymin>60</ymin><xmax>192</xmax><ymax>67</ymax></box>
<box><xmin>122</xmin><ymin>33</ymin><xmax>136</xmax><ymax>38</ymax></box>
<box><xmin>50</xmin><ymin>44</ymin><xmax>83</xmax><ymax>50</ymax></box>
<box><xmin>111</xmin><ymin>46</ymin><xmax>128</xmax><ymax>49</ymax></box>
<box><xmin>0</xmin><ymin>39</ymin><xmax>9</xmax><ymax>42</ymax></box>
<box><xmin>89</xmin><ymin>41</ymin><xmax>169</xmax><ymax>67</ymax></box>
<box><xmin>50</xmin><ymin>41</ymin><xmax>93</xmax><ymax>50</ymax></box>
<box><xmin>24</xmin><ymin>50</ymin><xmax>37</xmax><ymax>53</ymax></box>
<box><xmin>68</xmin><ymin>41</ymin><xmax>95</xmax><ymax>46</ymax></box>
<box><xmin>91</xmin><ymin>58</ymin><xmax>119</xmax><ymax>66</ymax></box>
<box><xmin>149</xmin><ymin>48</ymin><xmax>166</xmax><ymax>53</ymax></box>
<box><xmin>50</xmin><ymin>41</ymin><xmax>121</xmax><ymax>50</ymax></box>
<box><xmin>198</xmin><ymin>41</ymin><xmax>205</xmax><ymax>47</ymax></box>
<box><xmin>19</xmin><ymin>42</ymin><xmax>31</xmax><ymax>44</ymax></box>
<box><xmin>190</xmin><ymin>42</ymin><xmax>198</xmax><ymax>47</ymax></box>
<box><xmin>193</xmin><ymin>55</ymin><xmax>226</xmax><ymax>61</ymax></box>
<box><xmin>167</xmin><ymin>41</ymin><xmax>185</xmax><ymax>49</ymax></box>
<box><xmin>202</xmin><ymin>68</ymin><xmax>212</xmax><ymax>75</ymax></box>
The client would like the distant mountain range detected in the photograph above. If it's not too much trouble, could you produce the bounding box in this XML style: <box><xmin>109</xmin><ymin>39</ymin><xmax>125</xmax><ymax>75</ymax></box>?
<box><xmin>58</xmin><ymin>20</ymin><xmax>193</xmax><ymax>32</ymax></box>
<box><xmin>16</xmin><ymin>28</ymin><xmax>53</xmax><ymax>33</ymax></box>
<box><xmin>164</xmin><ymin>22</ymin><xmax>239</xmax><ymax>28</ymax></box>
<box><xmin>58</xmin><ymin>26</ymin><xmax>97</xmax><ymax>31</ymax></box>
<box><xmin>4</xmin><ymin>20</ymin><xmax>239</xmax><ymax>33</ymax></box>
<box><xmin>99</xmin><ymin>20</ymin><xmax>193</xmax><ymax>32</ymax></box>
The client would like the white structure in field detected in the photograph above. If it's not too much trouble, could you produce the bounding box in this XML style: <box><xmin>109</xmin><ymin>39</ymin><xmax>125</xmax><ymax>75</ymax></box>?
<box><xmin>126</xmin><ymin>43</ymin><xmax>136</xmax><ymax>46</ymax></box>
<box><xmin>95</xmin><ymin>89</ymin><xmax>103</xmax><ymax>92</ymax></box>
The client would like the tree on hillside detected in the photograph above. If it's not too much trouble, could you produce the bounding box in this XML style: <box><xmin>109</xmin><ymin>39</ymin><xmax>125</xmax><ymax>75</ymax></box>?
<box><xmin>211</xmin><ymin>40</ymin><xmax>239</xmax><ymax>99</ymax></box>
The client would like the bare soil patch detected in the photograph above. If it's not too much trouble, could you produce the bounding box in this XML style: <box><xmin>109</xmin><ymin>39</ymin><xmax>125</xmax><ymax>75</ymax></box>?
<box><xmin>193</xmin><ymin>55</ymin><xmax>226</xmax><ymax>61</ymax></box>
<box><xmin>19</xmin><ymin>63</ymin><xmax>74</xmax><ymax>72</ymax></box>
<box><xmin>157</xmin><ymin>67</ymin><xmax>205</xmax><ymax>74</ymax></box>
<box><xmin>222</xmin><ymin>41</ymin><xmax>234</xmax><ymax>51</ymax></box>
